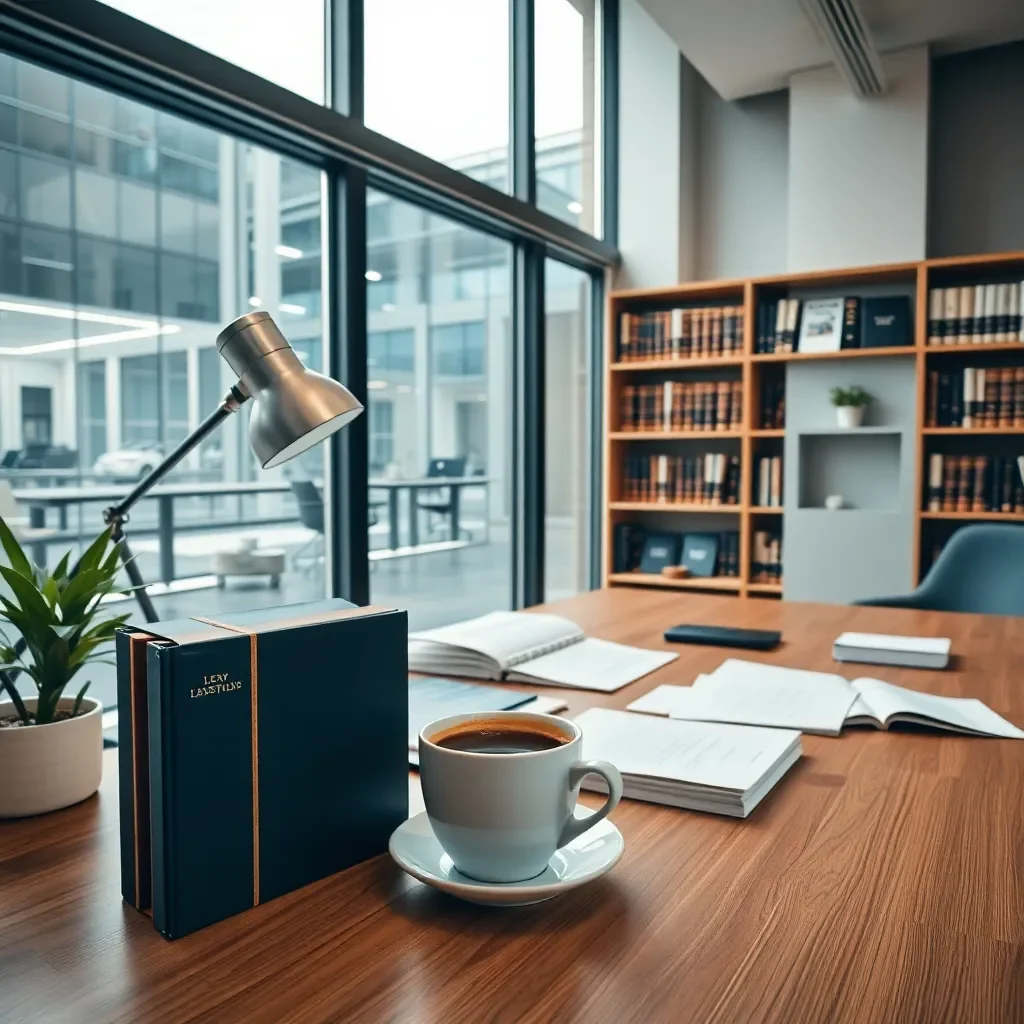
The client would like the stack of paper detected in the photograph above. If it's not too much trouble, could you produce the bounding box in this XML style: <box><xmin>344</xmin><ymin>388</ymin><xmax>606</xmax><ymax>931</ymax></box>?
<box><xmin>574</xmin><ymin>707</ymin><xmax>802</xmax><ymax>818</ymax></box>
<box><xmin>626</xmin><ymin>659</ymin><xmax>1024</xmax><ymax>739</ymax></box>
<box><xmin>833</xmin><ymin>632</ymin><xmax>951</xmax><ymax>670</ymax></box>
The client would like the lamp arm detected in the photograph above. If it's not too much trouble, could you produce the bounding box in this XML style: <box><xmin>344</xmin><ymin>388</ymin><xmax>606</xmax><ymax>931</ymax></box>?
<box><xmin>104</xmin><ymin>384</ymin><xmax>249</xmax><ymax>525</ymax></box>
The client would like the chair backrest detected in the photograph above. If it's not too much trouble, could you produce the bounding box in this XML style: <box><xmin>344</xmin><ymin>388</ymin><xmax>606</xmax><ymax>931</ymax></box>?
<box><xmin>1</xmin><ymin>450</ymin><xmax>18</xmax><ymax>468</ymax></box>
<box><xmin>427</xmin><ymin>457</ymin><xmax>466</xmax><ymax>479</ymax></box>
<box><xmin>290</xmin><ymin>479</ymin><xmax>324</xmax><ymax>533</ymax></box>
<box><xmin>918</xmin><ymin>524</ymin><xmax>1024</xmax><ymax>615</ymax></box>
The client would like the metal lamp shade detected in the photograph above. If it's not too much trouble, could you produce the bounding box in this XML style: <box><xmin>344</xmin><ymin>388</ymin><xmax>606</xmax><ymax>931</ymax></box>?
<box><xmin>216</xmin><ymin>311</ymin><xmax>363</xmax><ymax>468</ymax></box>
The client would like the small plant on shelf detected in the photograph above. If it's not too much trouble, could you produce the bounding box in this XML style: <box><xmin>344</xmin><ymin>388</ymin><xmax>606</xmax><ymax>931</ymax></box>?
<box><xmin>830</xmin><ymin>386</ymin><xmax>872</xmax><ymax>428</ymax></box>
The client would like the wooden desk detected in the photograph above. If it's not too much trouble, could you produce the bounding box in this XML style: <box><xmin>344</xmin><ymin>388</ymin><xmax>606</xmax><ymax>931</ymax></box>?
<box><xmin>3</xmin><ymin>590</ymin><xmax>1023</xmax><ymax>1023</ymax></box>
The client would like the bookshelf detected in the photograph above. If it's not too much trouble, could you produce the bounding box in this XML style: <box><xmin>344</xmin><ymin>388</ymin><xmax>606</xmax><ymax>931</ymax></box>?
<box><xmin>604</xmin><ymin>251</ymin><xmax>1024</xmax><ymax>602</ymax></box>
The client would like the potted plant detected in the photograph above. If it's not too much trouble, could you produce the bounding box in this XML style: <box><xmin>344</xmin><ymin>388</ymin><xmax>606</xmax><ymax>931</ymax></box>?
<box><xmin>0</xmin><ymin>520</ymin><xmax>131</xmax><ymax>817</ymax></box>
<box><xmin>830</xmin><ymin>386</ymin><xmax>872</xmax><ymax>429</ymax></box>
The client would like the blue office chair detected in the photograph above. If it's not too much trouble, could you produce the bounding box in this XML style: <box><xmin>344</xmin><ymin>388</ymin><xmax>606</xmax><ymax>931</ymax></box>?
<box><xmin>855</xmin><ymin>524</ymin><xmax>1024</xmax><ymax>616</ymax></box>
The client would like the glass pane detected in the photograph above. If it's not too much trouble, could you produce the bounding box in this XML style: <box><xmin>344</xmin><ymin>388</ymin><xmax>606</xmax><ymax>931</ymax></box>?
<box><xmin>364</xmin><ymin>0</ymin><xmax>510</xmax><ymax>192</ymax></box>
<box><xmin>99</xmin><ymin>0</ymin><xmax>326</xmax><ymax>103</ymax></box>
<box><xmin>544</xmin><ymin>258</ymin><xmax>591</xmax><ymax>599</ymax></box>
<box><xmin>535</xmin><ymin>0</ymin><xmax>597</xmax><ymax>231</ymax></box>
<box><xmin>0</xmin><ymin>53</ymin><xmax>330</xmax><ymax>733</ymax></box>
<box><xmin>366</xmin><ymin>188</ymin><xmax>513</xmax><ymax>629</ymax></box>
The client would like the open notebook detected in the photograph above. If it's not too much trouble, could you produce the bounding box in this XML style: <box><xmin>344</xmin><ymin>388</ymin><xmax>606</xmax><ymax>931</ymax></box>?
<box><xmin>627</xmin><ymin>659</ymin><xmax>1024</xmax><ymax>739</ymax></box>
<box><xmin>574</xmin><ymin>707</ymin><xmax>801</xmax><ymax>817</ymax></box>
<box><xmin>408</xmin><ymin>611</ymin><xmax>677</xmax><ymax>692</ymax></box>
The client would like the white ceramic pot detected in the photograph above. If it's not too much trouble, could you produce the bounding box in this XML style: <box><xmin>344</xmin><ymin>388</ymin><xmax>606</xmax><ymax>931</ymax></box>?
<box><xmin>0</xmin><ymin>697</ymin><xmax>103</xmax><ymax>818</ymax></box>
<box><xmin>836</xmin><ymin>405</ymin><xmax>864</xmax><ymax>428</ymax></box>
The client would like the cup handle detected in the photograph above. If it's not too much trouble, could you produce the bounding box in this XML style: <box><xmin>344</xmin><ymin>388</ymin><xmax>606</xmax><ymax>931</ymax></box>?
<box><xmin>557</xmin><ymin>760</ymin><xmax>623</xmax><ymax>849</ymax></box>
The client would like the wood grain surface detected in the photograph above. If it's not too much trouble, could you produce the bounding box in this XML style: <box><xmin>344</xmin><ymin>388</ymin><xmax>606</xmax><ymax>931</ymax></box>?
<box><xmin>3</xmin><ymin>590</ymin><xmax>1024</xmax><ymax>1024</ymax></box>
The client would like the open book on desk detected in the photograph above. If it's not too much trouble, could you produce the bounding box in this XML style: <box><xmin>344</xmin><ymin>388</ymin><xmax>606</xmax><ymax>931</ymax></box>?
<box><xmin>408</xmin><ymin>611</ymin><xmax>677</xmax><ymax>692</ymax></box>
<box><xmin>627</xmin><ymin>659</ymin><xmax>1024</xmax><ymax>739</ymax></box>
<box><xmin>574</xmin><ymin>707</ymin><xmax>802</xmax><ymax>818</ymax></box>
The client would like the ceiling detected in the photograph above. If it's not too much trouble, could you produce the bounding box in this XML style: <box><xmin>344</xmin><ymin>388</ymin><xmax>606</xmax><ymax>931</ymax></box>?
<box><xmin>640</xmin><ymin>0</ymin><xmax>1024</xmax><ymax>99</ymax></box>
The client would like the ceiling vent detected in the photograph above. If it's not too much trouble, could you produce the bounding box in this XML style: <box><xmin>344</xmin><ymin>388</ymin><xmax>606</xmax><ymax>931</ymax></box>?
<box><xmin>799</xmin><ymin>0</ymin><xmax>887</xmax><ymax>96</ymax></box>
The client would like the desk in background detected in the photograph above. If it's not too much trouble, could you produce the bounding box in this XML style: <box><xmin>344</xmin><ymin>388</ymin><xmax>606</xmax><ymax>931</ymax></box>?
<box><xmin>2</xmin><ymin>589</ymin><xmax>1022</xmax><ymax>1022</ymax></box>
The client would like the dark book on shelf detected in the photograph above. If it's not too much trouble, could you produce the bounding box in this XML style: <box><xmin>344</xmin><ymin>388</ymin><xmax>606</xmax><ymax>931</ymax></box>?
<box><xmin>639</xmin><ymin>532</ymin><xmax>681</xmax><ymax>575</ymax></box>
<box><xmin>613</xmin><ymin>523</ymin><xmax>647</xmax><ymax>573</ymax></box>
<box><xmin>841</xmin><ymin>297</ymin><xmax>861</xmax><ymax>349</ymax></box>
<box><xmin>680</xmin><ymin>533</ymin><xmax>719</xmax><ymax>578</ymax></box>
<box><xmin>860</xmin><ymin>295</ymin><xmax>912</xmax><ymax>348</ymax></box>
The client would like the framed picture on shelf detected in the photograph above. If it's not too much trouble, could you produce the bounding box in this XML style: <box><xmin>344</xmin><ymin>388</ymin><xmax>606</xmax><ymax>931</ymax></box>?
<box><xmin>797</xmin><ymin>298</ymin><xmax>845</xmax><ymax>354</ymax></box>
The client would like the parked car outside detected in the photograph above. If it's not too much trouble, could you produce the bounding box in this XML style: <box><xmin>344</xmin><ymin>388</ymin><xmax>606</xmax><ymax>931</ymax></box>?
<box><xmin>93</xmin><ymin>443</ymin><xmax>164</xmax><ymax>481</ymax></box>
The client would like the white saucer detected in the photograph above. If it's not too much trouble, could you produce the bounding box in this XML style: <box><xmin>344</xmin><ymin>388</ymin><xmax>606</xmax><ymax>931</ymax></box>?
<box><xmin>388</xmin><ymin>807</ymin><xmax>624</xmax><ymax>906</ymax></box>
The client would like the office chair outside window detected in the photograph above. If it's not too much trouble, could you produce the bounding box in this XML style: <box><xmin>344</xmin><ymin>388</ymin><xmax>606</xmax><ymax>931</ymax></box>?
<box><xmin>854</xmin><ymin>524</ymin><xmax>1024</xmax><ymax>616</ymax></box>
<box><xmin>417</xmin><ymin>456</ymin><xmax>468</xmax><ymax>540</ymax></box>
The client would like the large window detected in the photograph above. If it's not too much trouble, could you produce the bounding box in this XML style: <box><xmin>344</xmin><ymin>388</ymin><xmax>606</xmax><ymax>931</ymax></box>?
<box><xmin>366</xmin><ymin>189</ymin><xmax>513</xmax><ymax>629</ymax></box>
<box><xmin>99</xmin><ymin>1</ymin><xmax>326</xmax><ymax>103</ymax></box>
<box><xmin>544</xmin><ymin>258</ymin><xmax>592</xmax><ymax>598</ymax></box>
<box><xmin>364</xmin><ymin>0</ymin><xmax>510</xmax><ymax>191</ymax></box>
<box><xmin>536</xmin><ymin>0</ymin><xmax>597</xmax><ymax>231</ymax></box>
<box><xmin>0</xmin><ymin>52</ymin><xmax>327</xmax><ymax>721</ymax></box>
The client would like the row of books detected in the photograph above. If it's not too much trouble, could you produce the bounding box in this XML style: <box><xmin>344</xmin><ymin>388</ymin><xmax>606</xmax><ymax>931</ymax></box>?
<box><xmin>756</xmin><ymin>296</ymin><xmax>911</xmax><ymax>354</ymax></box>
<box><xmin>759</xmin><ymin>379</ymin><xmax>785</xmax><ymax>429</ymax></box>
<box><xmin>638</xmin><ymin>530</ymin><xmax>741</xmax><ymax>578</ymax></box>
<box><xmin>622</xmin><ymin>454</ymin><xmax>741</xmax><ymax>506</ymax></box>
<box><xmin>751</xmin><ymin>530</ymin><xmax>783</xmax><ymax>583</ymax></box>
<box><xmin>926</xmin><ymin>367</ymin><xmax>1024</xmax><ymax>428</ymax></box>
<box><xmin>926</xmin><ymin>454</ymin><xmax>1024</xmax><ymax>513</ymax></box>
<box><xmin>620</xmin><ymin>382</ymin><xmax>743</xmax><ymax>432</ymax></box>
<box><xmin>754</xmin><ymin>456</ymin><xmax>783</xmax><ymax>508</ymax></box>
<box><xmin>927</xmin><ymin>283</ymin><xmax>1024</xmax><ymax>346</ymax></box>
<box><xmin>617</xmin><ymin>306</ymin><xmax>745</xmax><ymax>362</ymax></box>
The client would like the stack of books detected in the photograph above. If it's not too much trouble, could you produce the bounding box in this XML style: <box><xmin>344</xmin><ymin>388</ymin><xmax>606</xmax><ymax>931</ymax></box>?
<box><xmin>622</xmin><ymin>453</ymin><xmax>741</xmax><ymax>506</ymax></box>
<box><xmin>751</xmin><ymin>530</ymin><xmax>783</xmax><ymax>582</ymax></box>
<box><xmin>575</xmin><ymin>707</ymin><xmax>803</xmax><ymax>817</ymax></box>
<box><xmin>926</xmin><ymin>454</ymin><xmax>1024</xmax><ymax>513</ymax></box>
<box><xmin>754</xmin><ymin>455</ymin><xmax>783</xmax><ymax>507</ymax></box>
<box><xmin>759</xmin><ymin>378</ymin><xmax>785</xmax><ymax>428</ymax></box>
<box><xmin>756</xmin><ymin>298</ymin><xmax>802</xmax><ymax>354</ymax></box>
<box><xmin>927</xmin><ymin>282</ymin><xmax>1024</xmax><ymax>346</ymax></box>
<box><xmin>620</xmin><ymin>381</ymin><xmax>743</xmax><ymax>432</ymax></box>
<box><xmin>618</xmin><ymin>305</ymin><xmax>745</xmax><ymax>361</ymax></box>
<box><xmin>925</xmin><ymin>367</ymin><xmax>1024</xmax><ymax>428</ymax></box>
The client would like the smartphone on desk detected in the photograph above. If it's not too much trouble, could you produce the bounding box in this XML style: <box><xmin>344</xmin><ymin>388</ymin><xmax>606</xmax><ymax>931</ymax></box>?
<box><xmin>663</xmin><ymin>624</ymin><xmax>781</xmax><ymax>651</ymax></box>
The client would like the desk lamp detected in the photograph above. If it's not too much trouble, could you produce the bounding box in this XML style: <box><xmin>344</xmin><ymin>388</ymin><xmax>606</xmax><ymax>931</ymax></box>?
<box><xmin>104</xmin><ymin>311</ymin><xmax>362</xmax><ymax>621</ymax></box>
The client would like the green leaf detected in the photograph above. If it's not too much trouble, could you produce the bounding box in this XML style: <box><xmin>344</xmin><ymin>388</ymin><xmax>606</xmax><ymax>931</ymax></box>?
<box><xmin>0</xmin><ymin>516</ymin><xmax>33</xmax><ymax>578</ymax></box>
<box><xmin>0</xmin><ymin>670</ymin><xmax>31</xmax><ymax>724</ymax></box>
<box><xmin>51</xmin><ymin>551</ymin><xmax>71</xmax><ymax>583</ymax></box>
<box><xmin>72</xmin><ymin>679</ymin><xmax>91</xmax><ymax>716</ymax></box>
<box><xmin>0</xmin><ymin>565</ymin><xmax>54</xmax><ymax>626</ymax></box>
<box><xmin>42</xmin><ymin>575</ymin><xmax>60</xmax><ymax>610</ymax></box>
<box><xmin>77</xmin><ymin>528</ymin><xmax>113</xmax><ymax>574</ymax></box>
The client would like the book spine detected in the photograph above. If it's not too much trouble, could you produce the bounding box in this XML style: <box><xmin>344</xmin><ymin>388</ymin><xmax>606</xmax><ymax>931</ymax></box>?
<box><xmin>972</xmin><ymin>284</ymin><xmax>985</xmax><ymax>343</ymax></box>
<box><xmin>842</xmin><ymin>297</ymin><xmax>860</xmax><ymax>349</ymax></box>
<box><xmin>972</xmin><ymin>456</ymin><xmax>987</xmax><ymax>512</ymax></box>
<box><xmin>1016</xmin><ymin>367</ymin><xmax>1024</xmax><ymax>427</ymax></box>
<box><xmin>730</xmin><ymin>381</ymin><xmax>743</xmax><ymax>430</ymax></box>
<box><xmin>1008</xmin><ymin>284</ymin><xmax>1020</xmax><ymax>345</ymax></box>
<box><xmin>984</xmin><ymin>369</ymin><xmax>998</xmax><ymax>426</ymax></box>
<box><xmin>996</xmin><ymin>283</ymin><xmax>1011</xmax><ymax>342</ymax></box>
<box><xmin>715</xmin><ymin>382</ymin><xmax>729</xmax><ymax>431</ymax></box>
<box><xmin>925</xmin><ymin>371</ymin><xmax>939</xmax><ymax>427</ymax></box>
<box><xmin>148</xmin><ymin>643</ymin><xmax>174</xmax><ymax>938</ymax></box>
<box><xmin>961</xmin><ymin>368</ymin><xmax>974</xmax><ymax>429</ymax></box>
<box><xmin>999</xmin><ymin>368</ymin><xmax>1013</xmax><ymax>427</ymax></box>
<box><xmin>927</xmin><ymin>289</ymin><xmax>942</xmax><ymax>346</ymax></box>
<box><xmin>722</xmin><ymin>307</ymin><xmax>734</xmax><ymax>355</ymax></box>
<box><xmin>927</xmin><ymin>454</ymin><xmax>942</xmax><ymax>512</ymax></box>
<box><xmin>983</xmin><ymin>284</ymin><xmax>997</xmax><ymax>342</ymax></box>
<box><xmin>942</xmin><ymin>288</ymin><xmax>960</xmax><ymax>345</ymax></box>
<box><xmin>941</xmin><ymin>457</ymin><xmax>956</xmax><ymax>512</ymax></box>
<box><xmin>956</xmin><ymin>456</ymin><xmax>972</xmax><ymax>512</ymax></box>
<box><xmin>958</xmin><ymin>286</ymin><xmax>973</xmax><ymax>346</ymax></box>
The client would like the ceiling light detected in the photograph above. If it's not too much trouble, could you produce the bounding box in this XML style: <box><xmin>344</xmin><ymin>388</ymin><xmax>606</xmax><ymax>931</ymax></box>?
<box><xmin>248</xmin><ymin>296</ymin><xmax>262</xmax><ymax>307</ymax></box>
<box><xmin>0</xmin><ymin>324</ymin><xmax>181</xmax><ymax>357</ymax></box>
<box><xmin>365</xmin><ymin>270</ymin><xmax>383</xmax><ymax>282</ymax></box>
<box><xmin>278</xmin><ymin>303</ymin><xmax>307</xmax><ymax>315</ymax></box>
<box><xmin>275</xmin><ymin>244</ymin><xmax>303</xmax><ymax>260</ymax></box>
<box><xmin>0</xmin><ymin>299</ymin><xmax>157</xmax><ymax>329</ymax></box>
<box><xmin>21</xmin><ymin>255</ymin><xmax>74</xmax><ymax>272</ymax></box>
<box><xmin>381</xmin><ymin>303</ymin><xmax>396</xmax><ymax>313</ymax></box>
<box><xmin>367</xmin><ymin>380</ymin><xmax>389</xmax><ymax>391</ymax></box>
<box><xmin>567</xmin><ymin>201</ymin><xmax>583</xmax><ymax>215</ymax></box>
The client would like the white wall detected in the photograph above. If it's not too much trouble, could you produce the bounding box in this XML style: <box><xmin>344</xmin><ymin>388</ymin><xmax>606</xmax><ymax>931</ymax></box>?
<box><xmin>787</xmin><ymin>46</ymin><xmax>931</xmax><ymax>271</ymax></box>
<box><xmin>617</xmin><ymin>0</ymin><xmax>682</xmax><ymax>288</ymax></box>
<box><xmin>695</xmin><ymin>79</ymin><xmax>789</xmax><ymax>280</ymax></box>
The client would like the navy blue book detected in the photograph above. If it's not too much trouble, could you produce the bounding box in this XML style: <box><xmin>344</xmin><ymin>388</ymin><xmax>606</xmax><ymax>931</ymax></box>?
<box><xmin>639</xmin><ymin>532</ymin><xmax>681</xmax><ymax>574</ymax></box>
<box><xmin>116</xmin><ymin>599</ymin><xmax>407</xmax><ymax>939</ymax></box>
<box><xmin>681</xmin><ymin>533</ymin><xmax>720</xmax><ymax>577</ymax></box>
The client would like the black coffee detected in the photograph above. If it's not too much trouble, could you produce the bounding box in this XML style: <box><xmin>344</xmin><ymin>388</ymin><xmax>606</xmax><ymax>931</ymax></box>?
<box><xmin>432</xmin><ymin>723</ymin><xmax>568</xmax><ymax>754</ymax></box>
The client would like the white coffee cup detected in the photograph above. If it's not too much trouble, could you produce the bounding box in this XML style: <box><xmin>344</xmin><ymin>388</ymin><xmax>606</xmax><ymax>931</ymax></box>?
<box><xmin>418</xmin><ymin>710</ymin><xmax>623</xmax><ymax>884</ymax></box>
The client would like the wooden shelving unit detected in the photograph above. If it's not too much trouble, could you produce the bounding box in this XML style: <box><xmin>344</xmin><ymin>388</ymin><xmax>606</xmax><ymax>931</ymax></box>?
<box><xmin>604</xmin><ymin>251</ymin><xmax>1024</xmax><ymax>601</ymax></box>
